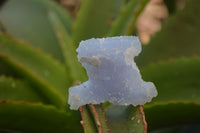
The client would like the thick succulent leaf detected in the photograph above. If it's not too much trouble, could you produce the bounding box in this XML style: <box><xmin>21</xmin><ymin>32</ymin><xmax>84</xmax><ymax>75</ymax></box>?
<box><xmin>136</xmin><ymin>0</ymin><xmax>200</xmax><ymax>66</ymax></box>
<box><xmin>0</xmin><ymin>101</ymin><xmax>82</xmax><ymax>133</ymax></box>
<box><xmin>80</xmin><ymin>104</ymin><xmax>110</xmax><ymax>133</ymax></box>
<box><xmin>0</xmin><ymin>33</ymin><xmax>69</xmax><ymax>108</ymax></box>
<box><xmin>0</xmin><ymin>0</ymin><xmax>73</xmax><ymax>62</ymax></box>
<box><xmin>149</xmin><ymin>124</ymin><xmax>200</xmax><ymax>133</ymax></box>
<box><xmin>89</xmin><ymin>104</ymin><xmax>109</xmax><ymax>133</ymax></box>
<box><xmin>0</xmin><ymin>76</ymin><xmax>42</xmax><ymax>103</ymax></box>
<box><xmin>0</xmin><ymin>62</ymin><xmax>18</xmax><ymax>77</ymax></box>
<box><xmin>163</xmin><ymin>0</ymin><xmax>177</xmax><ymax>14</ymax></box>
<box><xmin>72</xmin><ymin>0</ymin><xmax>121</xmax><ymax>46</ymax></box>
<box><xmin>109</xmin><ymin>0</ymin><xmax>149</xmax><ymax>36</ymax></box>
<box><xmin>105</xmin><ymin>105</ymin><xmax>147</xmax><ymax>133</ymax></box>
<box><xmin>144</xmin><ymin>102</ymin><xmax>200</xmax><ymax>131</ymax></box>
<box><xmin>141</xmin><ymin>57</ymin><xmax>200</xmax><ymax>103</ymax></box>
<box><xmin>149</xmin><ymin>126</ymin><xmax>184</xmax><ymax>133</ymax></box>
<box><xmin>48</xmin><ymin>11</ymin><xmax>87</xmax><ymax>82</ymax></box>
<box><xmin>79</xmin><ymin>106</ymin><xmax>97</xmax><ymax>133</ymax></box>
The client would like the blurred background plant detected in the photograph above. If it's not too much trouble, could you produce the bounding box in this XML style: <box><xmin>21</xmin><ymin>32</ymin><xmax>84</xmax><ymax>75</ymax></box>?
<box><xmin>0</xmin><ymin>0</ymin><xmax>200</xmax><ymax>132</ymax></box>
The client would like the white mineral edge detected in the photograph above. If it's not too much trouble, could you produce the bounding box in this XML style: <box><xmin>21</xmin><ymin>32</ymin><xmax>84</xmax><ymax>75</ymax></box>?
<box><xmin>68</xmin><ymin>36</ymin><xmax>158</xmax><ymax>110</ymax></box>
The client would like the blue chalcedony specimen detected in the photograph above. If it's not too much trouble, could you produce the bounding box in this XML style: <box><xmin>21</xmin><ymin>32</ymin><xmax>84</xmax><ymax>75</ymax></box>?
<box><xmin>68</xmin><ymin>36</ymin><xmax>157</xmax><ymax>110</ymax></box>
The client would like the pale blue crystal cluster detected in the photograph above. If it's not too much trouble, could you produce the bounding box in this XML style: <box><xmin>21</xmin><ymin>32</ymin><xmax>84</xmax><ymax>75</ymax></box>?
<box><xmin>68</xmin><ymin>36</ymin><xmax>157</xmax><ymax>110</ymax></box>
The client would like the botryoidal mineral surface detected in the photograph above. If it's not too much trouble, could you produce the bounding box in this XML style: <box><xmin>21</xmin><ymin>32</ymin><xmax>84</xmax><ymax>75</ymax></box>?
<box><xmin>68</xmin><ymin>36</ymin><xmax>157</xmax><ymax>110</ymax></box>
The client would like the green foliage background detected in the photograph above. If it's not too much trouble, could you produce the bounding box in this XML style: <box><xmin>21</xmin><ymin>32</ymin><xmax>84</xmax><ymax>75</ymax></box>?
<box><xmin>0</xmin><ymin>0</ymin><xmax>199</xmax><ymax>132</ymax></box>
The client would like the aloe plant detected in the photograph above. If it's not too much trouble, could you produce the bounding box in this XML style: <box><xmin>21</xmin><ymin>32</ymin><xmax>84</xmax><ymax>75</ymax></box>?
<box><xmin>0</xmin><ymin>0</ymin><xmax>199</xmax><ymax>132</ymax></box>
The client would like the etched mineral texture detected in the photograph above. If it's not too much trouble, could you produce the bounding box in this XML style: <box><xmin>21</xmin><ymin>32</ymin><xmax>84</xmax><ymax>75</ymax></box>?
<box><xmin>68</xmin><ymin>36</ymin><xmax>157</xmax><ymax>109</ymax></box>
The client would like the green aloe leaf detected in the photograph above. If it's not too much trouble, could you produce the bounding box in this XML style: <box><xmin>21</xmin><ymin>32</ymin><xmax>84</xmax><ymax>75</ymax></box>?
<box><xmin>0</xmin><ymin>0</ymin><xmax>73</xmax><ymax>63</ymax></box>
<box><xmin>149</xmin><ymin>124</ymin><xmax>200</xmax><ymax>133</ymax></box>
<box><xmin>0</xmin><ymin>76</ymin><xmax>43</xmax><ymax>103</ymax></box>
<box><xmin>0</xmin><ymin>101</ymin><xmax>82</xmax><ymax>133</ymax></box>
<box><xmin>48</xmin><ymin>11</ymin><xmax>87</xmax><ymax>82</ymax></box>
<box><xmin>136</xmin><ymin>0</ymin><xmax>200</xmax><ymax>66</ymax></box>
<box><xmin>79</xmin><ymin>104</ymin><xmax>110</xmax><ymax>133</ymax></box>
<box><xmin>105</xmin><ymin>105</ymin><xmax>147</xmax><ymax>133</ymax></box>
<box><xmin>79</xmin><ymin>106</ymin><xmax>98</xmax><ymax>133</ymax></box>
<box><xmin>163</xmin><ymin>0</ymin><xmax>177</xmax><ymax>14</ymax></box>
<box><xmin>80</xmin><ymin>104</ymin><xmax>146</xmax><ymax>133</ymax></box>
<box><xmin>109</xmin><ymin>0</ymin><xmax>149</xmax><ymax>36</ymax></box>
<box><xmin>0</xmin><ymin>61</ymin><xmax>18</xmax><ymax>77</ymax></box>
<box><xmin>0</xmin><ymin>33</ymin><xmax>69</xmax><ymax>108</ymax></box>
<box><xmin>89</xmin><ymin>104</ymin><xmax>109</xmax><ymax>133</ymax></box>
<box><xmin>144</xmin><ymin>102</ymin><xmax>200</xmax><ymax>131</ymax></box>
<box><xmin>149</xmin><ymin>126</ymin><xmax>183</xmax><ymax>133</ymax></box>
<box><xmin>141</xmin><ymin>57</ymin><xmax>200</xmax><ymax>103</ymax></box>
<box><xmin>72</xmin><ymin>0</ymin><xmax>121</xmax><ymax>46</ymax></box>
